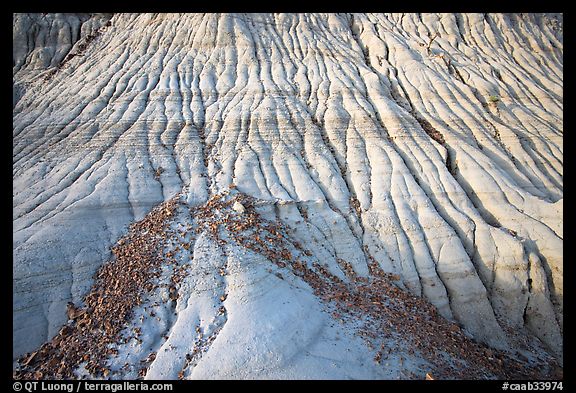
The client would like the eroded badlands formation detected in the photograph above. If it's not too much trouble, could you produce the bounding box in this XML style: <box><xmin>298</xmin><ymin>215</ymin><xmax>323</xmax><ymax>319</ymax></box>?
<box><xmin>13</xmin><ymin>13</ymin><xmax>562</xmax><ymax>379</ymax></box>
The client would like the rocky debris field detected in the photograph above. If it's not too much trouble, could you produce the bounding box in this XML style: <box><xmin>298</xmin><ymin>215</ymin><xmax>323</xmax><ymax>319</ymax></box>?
<box><xmin>14</xmin><ymin>191</ymin><xmax>562</xmax><ymax>380</ymax></box>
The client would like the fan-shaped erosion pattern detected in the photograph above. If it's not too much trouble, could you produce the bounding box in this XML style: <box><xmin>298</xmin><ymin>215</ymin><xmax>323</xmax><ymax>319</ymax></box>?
<box><xmin>13</xmin><ymin>13</ymin><xmax>562</xmax><ymax>379</ymax></box>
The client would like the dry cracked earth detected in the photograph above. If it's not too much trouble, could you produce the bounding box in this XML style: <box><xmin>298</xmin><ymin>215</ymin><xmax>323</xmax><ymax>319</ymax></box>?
<box><xmin>13</xmin><ymin>13</ymin><xmax>562</xmax><ymax>380</ymax></box>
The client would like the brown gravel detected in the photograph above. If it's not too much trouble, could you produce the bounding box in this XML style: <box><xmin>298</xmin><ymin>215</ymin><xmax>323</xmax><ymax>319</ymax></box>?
<box><xmin>14</xmin><ymin>195</ymin><xmax>181</xmax><ymax>380</ymax></box>
<box><xmin>14</xmin><ymin>191</ymin><xmax>562</xmax><ymax>380</ymax></box>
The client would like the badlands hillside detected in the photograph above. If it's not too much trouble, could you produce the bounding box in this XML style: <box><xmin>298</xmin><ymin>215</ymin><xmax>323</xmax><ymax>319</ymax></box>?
<box><xmin>13</xmin><ymin>13</ymin><xmax>562</xmax><ymax>379</ymax></box>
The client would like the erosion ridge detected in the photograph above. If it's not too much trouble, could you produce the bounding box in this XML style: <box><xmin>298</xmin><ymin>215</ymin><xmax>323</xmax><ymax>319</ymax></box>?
<box><xmin>13</xmin><ymin>13</ymin><xmax>562</xmax><ymax>379</ymax></box>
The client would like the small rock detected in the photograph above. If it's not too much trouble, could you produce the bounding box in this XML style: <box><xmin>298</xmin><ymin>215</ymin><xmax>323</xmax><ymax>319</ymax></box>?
<box><xmin>232</xmin><ymin>201</ymin><xmax>245</xmax><ymax>214</ymax></box>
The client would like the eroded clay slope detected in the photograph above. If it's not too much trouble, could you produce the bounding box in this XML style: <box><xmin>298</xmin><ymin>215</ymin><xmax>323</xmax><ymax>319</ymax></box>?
<box><xmin>13</xmin><ymin>13</ymin><xmax>562</xmax><ymax>378</ymax></box>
